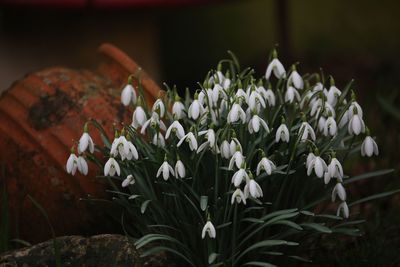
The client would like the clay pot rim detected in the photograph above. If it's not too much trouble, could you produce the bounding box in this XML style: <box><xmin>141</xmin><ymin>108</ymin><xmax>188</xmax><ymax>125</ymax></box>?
<box><xmin>98</xmin><ymin>43</ymin><xmax>163</xmax><ymax>99</ymax></box>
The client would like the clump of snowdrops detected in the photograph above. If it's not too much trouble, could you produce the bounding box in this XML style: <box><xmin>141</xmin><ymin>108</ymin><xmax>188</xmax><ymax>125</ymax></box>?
<box><xmin>66</xmin><ymin>50</ymin><xmax>390</xmax><ymax>266</ymax></box>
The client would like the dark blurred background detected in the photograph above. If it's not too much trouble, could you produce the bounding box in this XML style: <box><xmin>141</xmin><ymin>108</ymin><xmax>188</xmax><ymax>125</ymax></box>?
<box><xmin>1</xmin><ymin>0</ymin><xmax>400</xmax><ymax>265</ymax></box>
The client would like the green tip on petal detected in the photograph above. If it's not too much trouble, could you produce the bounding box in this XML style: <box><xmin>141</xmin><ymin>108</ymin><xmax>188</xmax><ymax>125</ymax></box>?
<box><xmin>330</xmin><ymin>76</ymin><xmax>335</xmax><ymax>86</ymax></box>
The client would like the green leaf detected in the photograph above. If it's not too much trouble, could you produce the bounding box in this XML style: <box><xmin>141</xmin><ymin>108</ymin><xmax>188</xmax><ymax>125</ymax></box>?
<box><xmin>141</xmin><ymin>200</ymin><xmax>151</xmax><ymax>214</ymax></box>
<box><xmin>243</xmin><ymin>261</ymin><xmax>277</xmax><ymax>267</ymax></box>
<box><xmin>242</xmin><ymin>218</ymin><xmax>264</xmax><ymax>224</ymax></box>
<box><xmin>344</xmin><ymin>169</ymin><xmax>394</xmax><ymax>185</ymax></box>
<box><xmin>301</xmin><ymin>223</ymin><xmax>332</xmax><ymax>233</ymax></box>
<box><xmin>200</xmin><ymin>195</ymin><xmax>208</xmax><ymax>211</ymax></box>
<box><xmin>289</xmin><ymin>255</ymin><xmax>312</xmax><ymax>262</ymax></box>
<box><xmin>349</xmin><ymin>189</ymin><xmax>400</xmax><ymax>207</ymax></box>
<box><xmin>216</xmin><ymin>222</ymin><xmax>232</xmax><ymax>229</ymax></box>
<box><xmin>237</xmin><ymin>240</ymin><xmax>293</xmax><ymax>262</ymax></box>
<box><xmin>270</xmin><ymin>220</ymin><xmax>303</xmax><ymax>231</ymax></box>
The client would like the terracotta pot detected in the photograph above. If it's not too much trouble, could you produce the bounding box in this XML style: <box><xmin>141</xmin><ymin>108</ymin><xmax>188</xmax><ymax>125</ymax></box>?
<box><xmin>0</xmin><ymin>43</ymin><xmax>162</xmax><ymax>243</ymax></box>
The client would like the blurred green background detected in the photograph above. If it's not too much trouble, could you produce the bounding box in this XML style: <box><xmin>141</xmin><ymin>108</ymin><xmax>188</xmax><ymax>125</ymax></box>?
<box><xmin>1</xmin><ymin>0</ymin><xmax>399</xmax><ymax>265</ymax></box>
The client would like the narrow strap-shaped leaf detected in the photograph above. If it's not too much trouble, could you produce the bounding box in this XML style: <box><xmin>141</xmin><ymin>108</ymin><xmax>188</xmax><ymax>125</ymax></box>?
<box><xmin>243</xmin><ymin>261</ymin><xmax>277</xmax><ymax>267</ymax></box>
<box><xmin>300</xmin><ymin>223</ymin><xmax>332</xmax><ymax>233</ymax></box>
<box><xmin>344</xmin><ymin>169</ymin><xmax>394</xmax><ymax>185</ymax></box>
<box><xmin>349</xmin><ymin>189</ymin><xmax>400</xmax><ymax>207</ymax></box>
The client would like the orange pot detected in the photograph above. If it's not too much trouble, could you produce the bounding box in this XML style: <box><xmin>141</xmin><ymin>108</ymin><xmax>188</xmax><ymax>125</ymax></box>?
<box><xmin>0</xmin><ymin>43</ymin><xmax>162</xmax><ymax>243</ymax></box>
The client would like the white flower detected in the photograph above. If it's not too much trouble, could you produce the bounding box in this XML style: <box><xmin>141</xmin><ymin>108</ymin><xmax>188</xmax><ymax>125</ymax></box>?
<box><xmin>323</xmin><ymin>116</ymin><xmax>337</xmax><ymax>137</ymax></box>
<box><xmin>227</xmin><ymin>103</ymin><xmax>246</xmax><ymax>124</ymax></box>
<box><xmin>122</xmin><ymin>174</ymin><xmax>135</xmax><ymax>187</ymax></box>
<box><xmin>299</xmin><ymin>122</ymin><xmax>316</xmax><ymax>141</ymax></box>
<box><xmin>264</xmin><ymin>88</ymin><xmax>276</xmax><ymax>107</ymax></box>
<box><xmin>223</xmin><ymin>78</ymin><xmax>231</xmax><ymax>90</ymax></box>
<box><xmin>220</xmin><ymin>140</ymin><xmax>231</xmax><ymax>159</ymax></box>
<box><xmin>348</xmin><ymin>114</ymin><xmax>365</xmax><ymax>135</ymax></box>
<box><xmin>66</xmin><ymin>153</ymin><xmax>78</xmax><ymax>175</ymax></box>
<box><xmin>177</xmin><ymin>132</ymin><xmax>198</xmax><ymax>151</ymax></box>
<box><xmin>244</xmin><ymin>179</ymin><xmax>263</xmax><ymax>199</ymax></box>
<box><xmin>165</xmin><ymin>121</ymin><xmax>185</xmax><ymax>139</ymax></box>
<box><xmin>77</xmin><ymin>156</ymin><xmax>88</xmax><ymax>175</ymax></box>
<box><xmin>152</xmin><ymin>132</ymin><xmax>166</xmax><ymax>148</ymax></box>
<box><xmin>121</xmin><ymin>84</ymin><xmax>137</xmax><ymax>106</ymax></box>
<box><xmin>275</xmin><ymin>124</ymin><xmax>290</xmax><ymax>143</ymax></box>
<box><xmin>230</xmin><ymin>138</ymin><xmax>243</xmax><ymax>155</ymax></box>
<box><xmin>201</xmin><ymin>221</ymin><xmax>216</xmax><ymax>239</ymax></box>
<box><xmin>327</xmin><ymin>85</ymin><xmax>341</xmax><ymax>106</ymax></box>
<box><xmin>78</xmin><ymin>132</ymin><xmax>94</xmax><ymax>154</ymax></box>
<box><xmin>198</xmin><ymin>89</ymin><xmax>213</xmax><ymax>106</ymax></box>
<box><xmin>287</xmin><ymin>69</ymin><xmax>304</xmax><ymax>89</ymax></box>
<box><xmin>235</xmin><ymin>89</ymin><xmax>248</xmax><ymax>104</ymax></box>
<box><xmin>256</xmin><ymin>157</ymin><xmax>276</xmax><ymax>176</ymax></box>
<box><xmin>231</xmin><ymin>188</ymin><xmax>247</xmax><ymax>204</ymax></box>
<box><xmin>175</xmin><ymin>160</ymin><xmax>186</xmax><ymax>178</ymax></box>
<box><xmin>110</xmin><ymin>136</ymin><xmax>129</xmax><ymax>159</ymax></box>
<box><xmin>248</xmin><ymin>90</ymin><xmax>266</xmax><ymax>111</ymax></box>
<box><xmin>132</xmin><ymin>106</ymin><xmax>147</xmax><ymax>129</ymax></box>
<box><xmin>332</xmin><ymin>182</ymin><xmax>346</xmax><ymax>201</ymax></box>
<box><xmin>125</xmin><ymin>141</ymin><xmax>139</xmax><ymax>160</ymax></box>
<box><xmin>306</xmin><ymin>153</ymin><xmax>316</xmax><ymax>170</ymax></box>
<box><xmin>348</xmin><ymin>101</ymin><xmax>363</xmax><ymax>118</ymax></box>
<box><xmin>199</xmin><ymin>129</ymin><xmax>216</xmax><ymax>147</ymax></box>
<box><xmin>104</xmin><ymin>158</ymin><xmax>121</xmax><ymax>176</ymax></box>
<box><xmin>361</xmin><ymin>136</ymin><xmax>379</xmax><ymax>157</ymax></box>
<box><xmin>231</xmin><ymin>168</ymin><xmax>249</xmax><ymax>187</ymax></box>
<box><xmin>172</xmin><ymin>101</ymin><xmax>185</xmax><ymax>119</ymax></box>
<box><xmin>324</xmin><ymin>172</ymin><xmax>332</xmax><ymax>185</ymax></box>
<box><xmin>318</xmin><ymin>116</ymin><xmax>326</xmax><ymax>132</ymax></box>
<box><xmin>212</xmin><ymin>84</ymin><xmax>227</xmax><ymax>104</ymax></box>
<box><xmin>229</xmin><ymin>151</ymin><xmax>245</xmax><ymax>170</ymax></box>
<box><xmin>328</xmin><ymin>158</ymin><xmax>343</xmax><ymax>179</ymax></box>
<box><xmin>152</xmin><ymin>99</ymin><xmax>165</xmax><ymax>118</ymax></box>
<box><xmin>337</xmin><ymin>201</ymin><xmax>349</xmax><ymax>218</ymax></box>
<box><xmin>157</xmin><ymin>160</ymin><xmax>174</xmax><ymax>181</ymax></box>
<box><xmin>307</xmin><ymin>156</ymin><xmax>327</xmax><ymax>178</ymax></box>
<box><xmin>265</xmin><ymin>58</ymin><xmax>286</xmax><ymax>79</ymax></box>
<box><xmin>248</xmin><ymin>115</ymin><xmax>269</xmax><ymax>134</ymax></box>
<box><xmin>141</xmin><ymin>112</ymin><xmax>166</xmax><ymax>134</ymax></box>
<box><xmin>188</xmin><ymin>99</ymin><xmax>204</xmax><ymax>120</ymax></box>
<box><xmin>284</xmin><ymin>86</ymin><xmax>301</xmax><ymax>103</ymax></box>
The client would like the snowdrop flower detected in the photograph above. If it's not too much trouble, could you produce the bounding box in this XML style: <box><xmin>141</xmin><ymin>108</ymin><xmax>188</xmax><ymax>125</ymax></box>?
<box><xmin>287</xmin><ymin>67</ymin><xmax>304</xmax><ymax>89</ymax></box>
<box><xmin>307</xmin><ymin>155</ymin><xmax>327</xmax><ymax>178</ymax></box>
<box><xmin>318</xmin><ymin>116</ymin><xmax>327</xmax><ymax>132</ymax></box>
<box><xmin>231</xmin><ymin>188</ymin><xmax>247</xmax><ymax>205</ymax></box>
<box><xmin>306</xmin><ymin>153</ymin><xmax>315</xmax><ymax>170</ymax></box>
<box><xmin>141</xmin><ymin>112</ymin><xmax>166</xmax><ymax>134</ymax></box>
<box><xmin>348</xmin><ymin>101</ymin><xmax>363</xmax><ymax>118</ymax></box>
<box><xmin>157</xmin><ymin>160</ymin><xmax>174</xmax><ymax>181</ymax></box>
<box><xmin>66</xmin><ymin>153</ymin><xmax>78</xmax><ymax>175</ymax></box>
<box><xmin>222</xmin><ymin>77</ymin><xmax>231</xmax><ymax>90</ymax></box>
<box><xmin>229</xmin><ymin>151</ymin><xmax>245</xmax><ymax>170</ymax></box>
<box><xmin>231</xmin><ymin>168</ymin><xmax>249</xmax><ymax>187</ymax></box>
<box><xmin>244</xmin><ymin>179</ymin><xmax>263</xmax><ymax>199</ymax></box>
<box><xmin>361</xmin><ymin>136</ymin><xmax>379</xmax><ymax>157</ymax></box>
<box><xmin>324</xmin><ymin>172</ymin><xmax>332</xmax><ymax>185</ymax></box>
<box><xmin>323</xmin><ymin>116</ymin><xmax>337</xmax><ymax>137</ymax></box>
<box><xmin>165</xmin><ymin>120</ymin><xmax>185</xmax><ymax>139</ymax></box>
<box><xmin>235</xmin><ymin>88</ymin><xmax>248</xmax><ymax>104</ymax></box>
<box><xmin>275</xmin><ymin>123</ymin><xmax>290</xmax><ymax>143</ymax></box>
<box><xmin>201</xmin><ymin>221</ymin><xmax>216</xmax><ymax>239</ymax></box>
<box><xmin>230</xmin><ymin>138</ymin><xmax>242</xmax><ymax>155</ymax></box>
<box><xmin>177</xmin><ymin>132</ymin><xmax>198</xmax><ymax>151</ymax></box>
<box><xmin>78</xmin><ymin>128</ymin><xmax>94</xmax><ymax>154</ymax></box>
<box><xmin>152</xmin><ymin>99</ymin><xmax>165</xmax><ymax>118</ymax></box>
<box><xmin>265</xmin><ymin>51</ymin><xmax>286</xmax><ymax>79</ymax></box>
<box><xmin>327</xmin><ymin>85</ymin><xmax>341</xmax><ymax>107</ymax></box>
<box><xmin>299</xmin><ymin>122</ymin><xmax>316</xmax><ymax>141</ymax></box>
<box><xmin>227</xmin><ymin>103</ymin><xmax>246</xmax><ymax>124</ymax></box>
<box><xmin>332</xmin><ymin>182</ymin><xmax>346</xmax><ymax>201</ymax></box>
<box><xmin>122</xmin><ymin>174</ymin><xmax>135</xmax><ymax>187</ymax></box>
<box><xmin>348</xmin><ymin>113</ymin><xmax>365</xmax><ymax>135</ymax></box>
<box><xmin>198</xmin><ymin>89</ymin><xmax>213</xmax><ymax>107</ymax></box>
<box><xmin>121</xmin><ymin>83</ymin><xmax>137</xmax><ymax>106</ymax></box>
<box><xmin>188</xmin><ymin>96</ymin><xmax>205</xmax><ymax>120</ymax></box>
<box><xmin>104</xmin><ymin>158</ymin><xmax>121</xmax><ymax>176</ymax></box>
<box><xmin>152</xmin><ymin>132</ymin><xmax>166</xmax><ymax>148</ymax></box>
<box><xmin>337</xmin><ymin>201</ymin><xmax>349</xmax><ymax>218</ymax></box>
<box><xmin>248</xmin><ymin>115</ymin><xmax>269</xmax><ymax>134</ymax></box>
<box><xmin>248</xmin><ymin>90</ymin><xmax>266</xmax><ymax>111</ymax></box>
<box><xmin>125</xmin><ymin>140</ymin><xmax>139</xmax><ymax>160</ymax></box>
<box><xmin>263</xmin><ymin>88</ymin><xmax>276</xmax><ymax>107</ymax></box>
<box><xmin>212</xmin><ymin>84</ymin><xmax>227</xmax><ymax>104</ymax></box>
<box><xmin>256</xmin><ymin>157</ymin><xmax>276</xmax><ymax>176</ymax></box>
<box><xmin>284</xmin><ymin>86</ymin><xmax>301</xmax><ymax>103</ymax></box>
<box><xmin>328</xmin><ymin>157</ymin><xmax>343</xmax><ymax>179</ymax></box>
<box><xmin>174</xmin><ymin>159</ymin><xmax>186</xmax><ymax>178</ymax></box>
<box><xmin>197</xmin><ymin>129</ymin><xmax>217</xmax><ymax>153</ymax></box>
<box><xmin>172</xmin><ymin>100</ymin><xmax>185</xmax><ymax>120</ymax></box>
<box><xmin>132</xmin><ymin>106</ymin><xmax>147</xmax><ymax>129</ymax></box>
<box><xmin>110</xmin><ymin>136</ymin><xmax>129</xmax><ymax>159</ymax></box>
<box><xmin>220</xmin><ymin>140</ymin><xmax>231</xmax><ymax>159</ymax></box>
